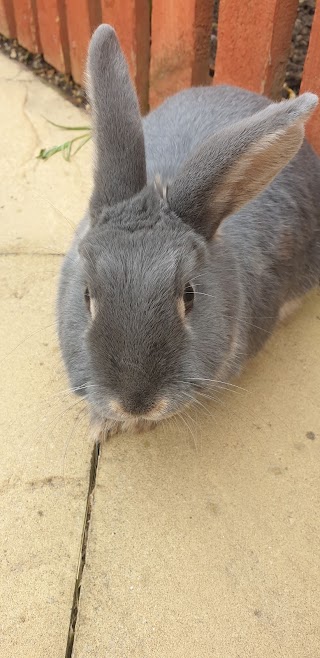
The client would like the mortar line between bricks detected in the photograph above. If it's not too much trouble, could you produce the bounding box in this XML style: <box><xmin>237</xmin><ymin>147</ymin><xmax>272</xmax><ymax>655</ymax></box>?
<box><xmin>65</xmin><ymin>440</ymin><xmax>101</xmax><ymax>658</ymax></box>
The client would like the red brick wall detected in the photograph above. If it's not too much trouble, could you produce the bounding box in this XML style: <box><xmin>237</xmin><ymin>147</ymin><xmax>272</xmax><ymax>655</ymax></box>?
<box><xmin>300</xmin><ymin>0</ymin><xmax>320</xmax><ymax>153</ymax></box>
<box><xmin>1</xmin><ymin>0</ymin><xmax>320</xmax><ymax>152</ymax></box>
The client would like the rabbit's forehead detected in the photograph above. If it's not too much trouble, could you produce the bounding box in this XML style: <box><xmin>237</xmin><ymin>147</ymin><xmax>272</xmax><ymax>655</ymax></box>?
<box><xmin>82</xmin><ymin>222</ymin><xmax>200</xmax><ymax>282</ymax></box>
<box><xmin>94</xmin><ymin>237</ymin><xmax>190</xmax><ymax>289</ymax></box>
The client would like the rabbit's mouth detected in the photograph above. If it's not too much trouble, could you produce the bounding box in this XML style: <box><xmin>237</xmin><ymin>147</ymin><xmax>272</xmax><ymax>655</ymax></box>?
<box><xmin>89</xmin><ymin>394</ymin><xmax>192</xmax><ymax>439</ymax></box>
<box><xmin>90</xmin><ymin>415</ymin><xmax>159</xmax><ymax>440</ymax></box>
<box><xmin>88</xmin><ymin>395</ymin><xmax>170</xmax><ymax>439</ymax></box>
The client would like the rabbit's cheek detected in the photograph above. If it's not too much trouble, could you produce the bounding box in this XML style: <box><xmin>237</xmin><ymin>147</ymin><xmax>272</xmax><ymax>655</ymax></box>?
<box><xmin>214</xmin><ymin>321</ymin><xmax>242</xmax><ymax>382</ymax></box>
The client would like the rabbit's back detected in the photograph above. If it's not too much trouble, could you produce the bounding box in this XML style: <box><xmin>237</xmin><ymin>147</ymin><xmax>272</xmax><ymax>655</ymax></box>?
<box><xmin>144</xmin><ymin>85</ymin><xmax>320</xmax><ymax>357</ymax></box>
<box><xmin>144</xmin><ymin>86</ymin><xmax>270</xmax><ymax>181</ymax></box>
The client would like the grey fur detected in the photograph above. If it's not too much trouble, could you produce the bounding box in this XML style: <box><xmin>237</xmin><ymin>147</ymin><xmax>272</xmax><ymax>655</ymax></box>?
<box><xmin>87</xmin><ymin>24</ymin><xmax>146</xmax><ymax>220</ymax></box>
<box><xmin>57</xmin><ymin>25</ymin><xmax>320</xmax><ymax>435</ymax></box>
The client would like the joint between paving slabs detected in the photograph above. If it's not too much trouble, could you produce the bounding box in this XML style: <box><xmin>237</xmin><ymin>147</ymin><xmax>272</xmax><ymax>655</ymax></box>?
<box><xmin>0</xmin><ymin>252</ymin><xmax>66</xmax><ymax>256</ymax></box>
<box><xmin>65</xmin><ymin>440</ymin><xmax>101</xmax><ymax>658</ymax></box>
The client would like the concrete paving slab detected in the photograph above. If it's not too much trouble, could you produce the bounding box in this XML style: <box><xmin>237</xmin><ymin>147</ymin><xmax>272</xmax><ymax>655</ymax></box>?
<box><xmin>0</xmin><ymin>52</ymin><xmax>93</xmax><ymax>657</ymax></box>
<box><xmin>73</xmin><ymin>291</ymin><xmax>320</xmax><ymax>658</ymax></box>
<box><xmin>0</xmin><ymin>255</ymin><xmax>93</xmax><ymax>658</ymax></box>
<box><xmin>0</xmin><ymin>53</ymin><xmax>92</xmax><ymax>256</ymax></box>
<box><xmin>2</xmin><ymin>49</ymin><xmax>320</xmax><ymax>658</ymax></box>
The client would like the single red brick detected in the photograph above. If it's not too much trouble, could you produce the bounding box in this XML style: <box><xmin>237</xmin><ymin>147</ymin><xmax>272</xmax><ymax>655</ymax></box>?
<box><xmin>214</xmin><ymin>0</ymin><xmax>299</xmax><ymax>99</ymax></box>
<box><xmin>12</xmin><ymin>0</ymin><xmax>41</xmax><ymax>53</ymax></box>
<box><xmin>100</xmin><ymin>0</ymin><xmax>150</xmax><ymax>113</ymax></box>
<box><xmin>65</xmin><ymin>0</ymin><xmax>101</xmax><ymax>84</ymax></box>
<box><xmin>36</xmin><ymin>0</ymin><xmax>70</xmax><ymax>73</ymax></box>
<box><xmin>149</xmin><ymin>0</ymin><xmax>212</xmax><ymax>109</ymax></box>
<box><xmin>300</xmin><ymin>1</ymin><xmax>320</xmax><ymax>154</ymax></box>
<box><xmin>0</xmin><ymin>0</ymin><xmax>16</xmax><ymax>37</ymax></box>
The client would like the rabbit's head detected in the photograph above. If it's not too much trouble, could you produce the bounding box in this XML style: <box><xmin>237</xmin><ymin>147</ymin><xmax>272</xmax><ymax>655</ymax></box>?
<box><xmin>79</xmin><ymin>25</ymin><xmax>317</xmax><ymax>430</ymax></box>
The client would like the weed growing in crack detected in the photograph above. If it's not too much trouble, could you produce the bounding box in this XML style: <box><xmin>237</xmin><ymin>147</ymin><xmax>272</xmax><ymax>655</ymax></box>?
<box><xmin>37</xmin><ymin>118</ymin><xmax>92</xmax><ymax>161</ymax></box>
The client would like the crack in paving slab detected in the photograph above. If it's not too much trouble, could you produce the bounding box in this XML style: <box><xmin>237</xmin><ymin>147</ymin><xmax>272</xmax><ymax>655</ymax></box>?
<box><xmin>65</xmin><ymin>440</ymin><xmax>101</xmax><ymax>658</ymax></box>
<box><xmin>0</xmin><ymin>252</ymin><xmax>66</xmax><ymax>256</ymax></box>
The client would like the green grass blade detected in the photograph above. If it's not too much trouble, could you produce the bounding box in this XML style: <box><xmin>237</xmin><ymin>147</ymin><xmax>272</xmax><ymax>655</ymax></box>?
<box><xmin>62</xmin><ymin>140</ymin><xmax>72</xmax><ymax>161</ymax></box>
<box><xmin>37</xmin><ymin>132</ymin><xmax>92</xmax><ymax>161</ymax></box>
<box><xmin>37</xmin><ymin>142</ymin><xmax>73</xmax><ymax>160</ymax></box>
<box><xmin>43</xmin><ymin>116</ymin><xmax>91</xmax><ymax>131</ymax></box>
<box><xmin>72</xmin><ymin>133</ymin><xmax>92</xmax><ymax>156</ymax></box>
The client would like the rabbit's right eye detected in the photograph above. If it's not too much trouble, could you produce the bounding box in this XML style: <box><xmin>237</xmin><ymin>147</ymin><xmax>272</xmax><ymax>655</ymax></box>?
<box><xmin>84</xmin><ymin>287</ymin><xmax>91</xmax><ymax>313</ymax></box>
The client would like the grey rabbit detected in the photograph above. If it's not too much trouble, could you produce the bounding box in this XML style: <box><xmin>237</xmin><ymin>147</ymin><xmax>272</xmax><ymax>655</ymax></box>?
<box><xmin>58</xmin><ymin>24</ymin><xmax>320</xmax><ymax>438</ymax></box>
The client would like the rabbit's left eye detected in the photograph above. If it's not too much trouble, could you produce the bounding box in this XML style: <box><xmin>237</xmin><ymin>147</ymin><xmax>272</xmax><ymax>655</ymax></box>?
<box><xmin>183</xmin><ymin>283</ymin><xmax>194</xmax><ymax>313</ymax></box>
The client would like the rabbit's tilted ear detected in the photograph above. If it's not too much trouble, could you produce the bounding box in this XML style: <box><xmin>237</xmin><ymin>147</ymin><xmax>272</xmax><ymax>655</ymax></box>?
<box><xmin>87</xmin><ymin>25</ymin><xmax>146</xmax><ymax>222</ymax></box>
<box><xmin>168</xmin><ymin>93</ymin><xmax>318</xmax><ymax>239</ymax></box>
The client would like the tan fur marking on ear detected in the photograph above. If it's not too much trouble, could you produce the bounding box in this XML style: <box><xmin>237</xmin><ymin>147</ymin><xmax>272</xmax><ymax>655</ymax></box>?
<box><xmin>211</xmin><ymin>123</ymin><xmax>304</xmax><ymax>222</ymax></box>
<box><xmin>214</xmin><ymin>226</ymin><xmax>224</xmax><ymax>241</ymax></box>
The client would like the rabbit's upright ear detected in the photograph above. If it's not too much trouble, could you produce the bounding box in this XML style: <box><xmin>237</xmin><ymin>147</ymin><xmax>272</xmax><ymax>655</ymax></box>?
<box><xmin>168</xmin><ymin>93</ymin><xmax>318</xmax><ymax>239</ymax></box>
<box><xmin>87</xmin><ymin>25</ymin><xmax>146</xmax><ymax>222</ymax></box>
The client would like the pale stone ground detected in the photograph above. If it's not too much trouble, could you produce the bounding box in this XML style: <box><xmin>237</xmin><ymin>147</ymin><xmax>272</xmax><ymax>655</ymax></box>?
<box><xmin>1</xmin><ymin>53</ymin><xmax>320</xmax><ymax>658</ymax></box>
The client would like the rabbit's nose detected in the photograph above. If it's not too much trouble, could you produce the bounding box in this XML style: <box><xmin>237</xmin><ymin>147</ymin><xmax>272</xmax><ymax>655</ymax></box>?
<box><xmin>122</xmin><ymin>391</ymin><xmax>154</xmax><ymax>416</ymax></box>
<box><xmin>110</xmin><ymin>396</ymin><xmax>168</xmax><ymax>419</ymax></box>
